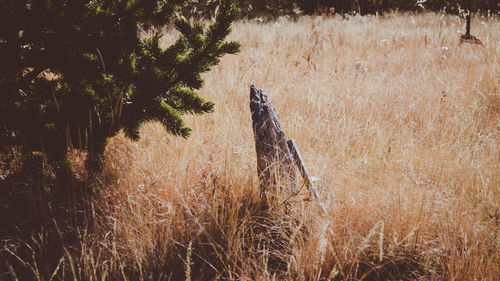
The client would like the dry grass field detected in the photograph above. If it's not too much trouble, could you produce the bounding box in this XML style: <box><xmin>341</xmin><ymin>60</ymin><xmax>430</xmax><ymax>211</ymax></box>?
<box><xmin>4</xmin><ymin>13</ymin><xmax>499</xmax><ymax>280</ymax></box>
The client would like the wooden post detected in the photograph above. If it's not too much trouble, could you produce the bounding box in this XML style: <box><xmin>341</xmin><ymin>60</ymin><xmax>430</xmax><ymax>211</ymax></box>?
<box><xmin>250</xmin><ymin>85</ymin><xmax>325</xmax><ymax>212</ymax></box>
<box><xmin>465</xmin><ymin>13</ymin><xmax>471</xmax><ymax>36</ymax></box>
<box><xmin>460</xmin><ymin>0</ymin><xmax>483</xmax><ymax>46</ymax></box>
<box><xmin>250</xmin><ymin>85</ymin><xmax>296</xmax><ymax>196</ymax></box>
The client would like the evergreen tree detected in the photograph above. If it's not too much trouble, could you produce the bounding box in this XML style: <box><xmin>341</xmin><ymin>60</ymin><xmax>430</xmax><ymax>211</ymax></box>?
<box><xmin>0</xmin><ymin>0</ymin><xmax>240</xmax><ymax>188</ymax></box>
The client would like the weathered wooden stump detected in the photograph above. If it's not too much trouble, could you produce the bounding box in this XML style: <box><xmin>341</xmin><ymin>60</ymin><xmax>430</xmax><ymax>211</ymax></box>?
<box><xmin>250</xmin><ymin>85</ymin><xmax>323</xmax><ymax>211</ymax></box>
<box><xmin>250</xmin><ymin>85</ymin><xmax>296</xmax><ymax>196</ymax></box>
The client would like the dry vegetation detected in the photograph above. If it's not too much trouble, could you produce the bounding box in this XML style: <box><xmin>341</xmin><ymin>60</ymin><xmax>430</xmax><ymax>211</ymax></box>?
<box><xmin>3</xmin><ymin>13</ymin><xmax>500</xmax><ymax>280</ymax></box>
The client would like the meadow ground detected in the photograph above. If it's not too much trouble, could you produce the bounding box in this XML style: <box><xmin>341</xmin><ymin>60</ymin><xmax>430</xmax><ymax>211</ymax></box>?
<box><xmin>3</xmin><ymin>13</ymin><xmax>500</xmax><ymax>280</ymax></box>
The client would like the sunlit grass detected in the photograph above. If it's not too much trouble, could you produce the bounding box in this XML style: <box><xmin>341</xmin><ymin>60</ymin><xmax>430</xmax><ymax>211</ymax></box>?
<box><xmin>3</xmin><ymin>13</ymin><xmax>499</xmax><ymax>280</ymax></box>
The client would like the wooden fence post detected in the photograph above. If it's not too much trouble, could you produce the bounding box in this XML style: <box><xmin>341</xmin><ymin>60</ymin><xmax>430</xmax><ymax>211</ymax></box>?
<box><xmin>250</xmin><ymin>85</ymin><xmax>325</xmax><ymax>211</ymax></box>
<box><xmin>250</xmin><ymin>85</ymin><xmax>296</xmax><ymax>196</ymax></box>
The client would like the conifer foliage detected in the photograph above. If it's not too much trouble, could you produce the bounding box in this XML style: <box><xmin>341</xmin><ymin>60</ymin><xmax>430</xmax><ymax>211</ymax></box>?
<box><xmin>0</xmin><ymin>0</ymin><xmax>240</xmax><ymax>178</ymax></box>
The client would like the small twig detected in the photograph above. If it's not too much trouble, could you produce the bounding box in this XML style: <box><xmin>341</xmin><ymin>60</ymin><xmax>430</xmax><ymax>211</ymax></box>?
<box><xmin>282</xmin><ymin>181</ymin><xmax>307</xmax><ymax>207</ymax></box>
<box><xmin>95</xmin><ymin>48</ymin><xmax>106</xmax><ymax>74</ymax></box>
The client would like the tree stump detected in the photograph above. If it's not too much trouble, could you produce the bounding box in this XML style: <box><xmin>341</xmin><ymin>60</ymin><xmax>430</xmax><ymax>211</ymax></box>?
<box><xmin>250</xmin><ymin>85</ymin><xmax>296</xmax><ymax>196</ymax></box>
<box><xmin>250</xmin><ymin>85</ymin><xmax>325</xmax><ymax>211</ymax></box>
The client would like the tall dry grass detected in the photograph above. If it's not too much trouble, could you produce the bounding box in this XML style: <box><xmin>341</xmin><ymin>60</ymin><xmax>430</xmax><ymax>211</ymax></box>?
<box><xmin>2</xmin><ymin>13</ymin><xmax>499</xmax><ymax>280</ymax></box>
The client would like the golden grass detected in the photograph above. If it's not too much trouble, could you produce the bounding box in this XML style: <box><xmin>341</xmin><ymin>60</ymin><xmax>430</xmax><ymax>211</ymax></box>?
<box><xmin>4</xmin><ymin>13</ymin><xmax>499</xmax><ymax>280</ymax></box>
<box><xmin>100</xmin><ymin>13</ymin><xmax>500</xmax><ymax>280</ymax></box>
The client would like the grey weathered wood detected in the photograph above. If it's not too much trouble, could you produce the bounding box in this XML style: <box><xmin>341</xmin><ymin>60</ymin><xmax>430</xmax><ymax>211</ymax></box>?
<box><xmin>287</xmin><ymin>139</ymin><xmax>326</xmax><ymax>212</ymax></box>
<box><xmin>250</xmin><ymin>85</ymin><xmax>296</xmax><ymax>195</ymax></box>
<box><xmin>250</xmin><ymin>85</ymin><xmax>325</xmax><ymax>212</ymax></box>
<box><xmin>287</xmin><ymin>139</ymin><xmax>319</xmax><ymax>200</ymax></box>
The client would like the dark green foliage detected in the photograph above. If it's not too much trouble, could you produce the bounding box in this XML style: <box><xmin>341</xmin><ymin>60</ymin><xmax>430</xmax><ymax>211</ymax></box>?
<box><xmin>239</xmin><ymin>0</ymin><xmax>296</xmax><ymax>18</ymax></box>
<box><xmin>0</xmin><ymin>0</ymin><xmax>240</xmax><ymax>181</ymax></box>
<box><xmin>233</xmin><ymin>0</ymin><xmax>498</xmax><ymax>17</ymax></box>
